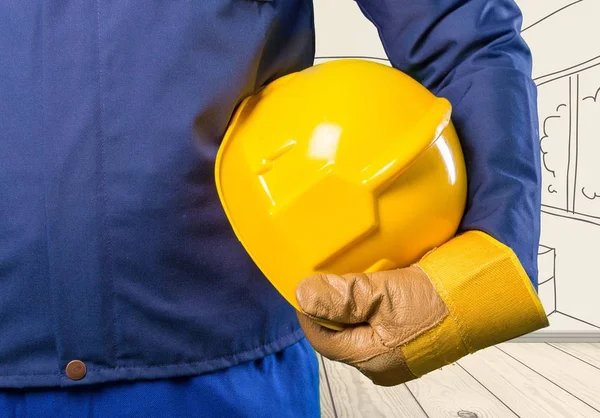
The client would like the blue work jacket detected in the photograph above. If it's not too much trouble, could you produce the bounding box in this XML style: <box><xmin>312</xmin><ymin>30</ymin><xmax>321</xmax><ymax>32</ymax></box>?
<box><xmin>0</xmin><ymin>0</ymin><xmax>540</xmax><ymax>389</ymax></box>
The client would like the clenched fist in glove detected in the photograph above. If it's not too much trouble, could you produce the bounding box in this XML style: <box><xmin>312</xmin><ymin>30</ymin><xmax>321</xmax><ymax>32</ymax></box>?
<box><xmin>295</xmin><ymin>231</ymin><xmax>549</xmax><ymax>386</ymax></box>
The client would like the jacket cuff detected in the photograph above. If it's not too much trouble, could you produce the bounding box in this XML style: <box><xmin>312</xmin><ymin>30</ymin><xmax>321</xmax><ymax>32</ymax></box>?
<box><xmin>414</xmin><ymin>230</ymin><xmax>549</xmax><ymax>353</ymax></box>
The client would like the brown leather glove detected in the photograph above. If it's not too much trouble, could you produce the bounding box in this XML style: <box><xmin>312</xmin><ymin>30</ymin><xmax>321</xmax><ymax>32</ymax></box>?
<box><xmin>295</xmin><ymin>231</ymin><xmax>549</xmax><ymax>387</ymax></box>
<box><xmin>295</xmin><ymin>265</ymin><xmax>447</xmax><ymax>386</ymax></box>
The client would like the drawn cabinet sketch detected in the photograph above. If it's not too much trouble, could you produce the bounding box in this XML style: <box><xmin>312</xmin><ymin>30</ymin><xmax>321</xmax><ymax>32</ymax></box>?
<box><xmin>314</xmin><ymin>0</ymin><xmax>600</xmax><ymax>334</ymax></box>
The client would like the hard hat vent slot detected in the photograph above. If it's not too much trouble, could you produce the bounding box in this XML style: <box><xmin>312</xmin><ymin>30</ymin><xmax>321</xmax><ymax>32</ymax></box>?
<box><xmin>254</xmin><ymin>139</ymin><xmax>297</xmax><ymax>175</ymax></box>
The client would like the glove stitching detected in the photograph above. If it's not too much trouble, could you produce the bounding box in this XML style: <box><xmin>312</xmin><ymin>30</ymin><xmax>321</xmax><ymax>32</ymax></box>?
<box><xmin>335</xmin><ymin>326</ymin><xmax>395</xmax><ymax>365</ymax></box>
<box><xmin>414</xmin><ymin>262</ymin><xmax>475</xmax><ymax>353</ymax></box>
<box><xmin>335</xmin><ymin>346</ymin><xmax>393</xmax><ymax>365</ymax></box>
<box><xmin>380</xmin><ymin>305</ymin><xmax>450</xmax><ymax>351</ymax></box>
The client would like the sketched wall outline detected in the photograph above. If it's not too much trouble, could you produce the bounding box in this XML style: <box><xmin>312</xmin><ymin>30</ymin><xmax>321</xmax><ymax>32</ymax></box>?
<box><xmin>520</xmin><ymin>0</ymin><xmax>584</xmax><ymax>33</ymax></box>
<box><xmin>519</xmin><ymin>0</ymin><xmax>600</xmax><ymax>82</ymax></box>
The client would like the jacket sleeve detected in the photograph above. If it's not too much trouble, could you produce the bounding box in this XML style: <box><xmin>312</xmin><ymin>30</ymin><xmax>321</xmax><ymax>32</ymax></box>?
<box><xmin>354</xmin><ymin>0</ymin><xmax>542</xmax><ymax>288</ymax></box>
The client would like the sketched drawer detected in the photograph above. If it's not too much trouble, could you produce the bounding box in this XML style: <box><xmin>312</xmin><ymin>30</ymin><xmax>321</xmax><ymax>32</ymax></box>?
<box><xmin>537</xmin><ymin>245</ymin><xmax>556</xmax><ymax>314</ymax></box>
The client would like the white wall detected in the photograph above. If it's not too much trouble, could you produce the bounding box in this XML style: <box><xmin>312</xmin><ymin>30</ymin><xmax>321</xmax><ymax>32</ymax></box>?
<box><xmin>313</xmin><ymin>0</ymin><xmax>600</xmax><ymax>334</ymax></box>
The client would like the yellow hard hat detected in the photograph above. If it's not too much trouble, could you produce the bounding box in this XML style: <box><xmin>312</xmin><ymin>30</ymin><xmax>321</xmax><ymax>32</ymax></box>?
<box><xmin>215</xmin><ymin>59</ymin><xmax>467</xmax><ymax>328</ymax></box>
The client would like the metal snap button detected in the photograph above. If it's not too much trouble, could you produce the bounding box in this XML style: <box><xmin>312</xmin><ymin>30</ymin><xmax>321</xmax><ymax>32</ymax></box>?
<box><xmin>65</xmin><ymin>360</ymin><xmax>87</xmax><ymax>380</ymax></box>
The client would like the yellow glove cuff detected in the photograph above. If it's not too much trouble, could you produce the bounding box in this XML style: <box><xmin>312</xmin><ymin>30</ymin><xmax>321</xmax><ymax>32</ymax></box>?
<box><xmin>403</xmin><ymin>230</ymin><xmax>549</xmax><ymax>377</ymax></box>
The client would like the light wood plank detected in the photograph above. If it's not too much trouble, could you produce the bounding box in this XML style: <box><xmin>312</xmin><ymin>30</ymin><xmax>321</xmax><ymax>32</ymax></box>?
<box><xmin>550</xmin><ymin>343</ymin><xmax>600</xmax><ymax>369</ymax></box>
<box><xmin>318</xmin><ymin>355</ymin><xmax>337</xmax><ymax>418</ymax></box>
<box><xmin>405</xmin><ymin>363</ymin><xmax>518</xmax><ymax>418</ymax></box>
<box><xmin>458</xmin><ymin>346</ymin><xmax>600</xmax><ymax>417</ymax></box>
<box><xmin>322</xmin><ymin>358</ymin><xmax>427</xmax><ymax>418</ymax></box>
<box><xmin>498</xmin><ymin>343</ymin><xmax>600</xmax><ymax>410</ymax></box>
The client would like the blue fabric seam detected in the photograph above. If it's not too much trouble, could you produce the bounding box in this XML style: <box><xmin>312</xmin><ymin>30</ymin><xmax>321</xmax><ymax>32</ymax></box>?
<box><xmin>0</xmin><ymin>328</ymin><xmax>306</xmax><ymax>379</ymax></box>
<box><xmin>95</xmin><ymin>0</ymin><xmax>119</xmax><ymax>366</ymax></box>
<box><xmin>39</xmin><ymin>1</ymin><xmax>64</xmax><ymax>378</ymax></box>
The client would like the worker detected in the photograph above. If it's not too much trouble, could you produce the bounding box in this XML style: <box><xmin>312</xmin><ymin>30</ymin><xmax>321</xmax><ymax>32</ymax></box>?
<box><xmin>0</xmin><ymin>1</ymin><xmax>545</xmax><ymax>416</ymax></box>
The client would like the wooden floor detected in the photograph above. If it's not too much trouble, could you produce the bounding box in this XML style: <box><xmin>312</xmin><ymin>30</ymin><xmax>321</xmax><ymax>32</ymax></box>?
<box><xmin>318</xmin><ymin>343</ymin><xmax>600</xmax><ymax>418</ymax></box>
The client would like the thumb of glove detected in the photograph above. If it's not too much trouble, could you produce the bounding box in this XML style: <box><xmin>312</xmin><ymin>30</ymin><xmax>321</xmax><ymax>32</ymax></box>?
<box><xmin>295</xmin><ymin>272</ymin><xmax>380</xmax><ymax>325</ymax></box>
